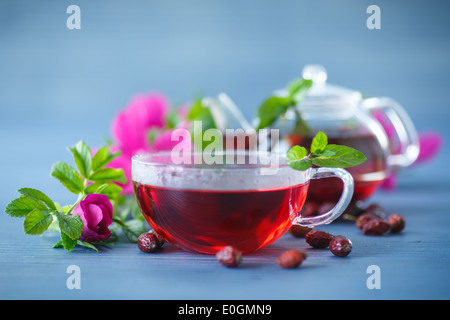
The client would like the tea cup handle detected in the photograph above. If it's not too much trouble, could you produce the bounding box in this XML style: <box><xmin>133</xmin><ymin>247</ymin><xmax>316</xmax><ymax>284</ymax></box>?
<box><xmin>293</xmin><ymin>167</ymin><xmax>354</xmax><ymax>227</ymax></box>
<box><xmin>362</xmin><ymin>97</ymin><xmax>420</xmax><ymax>168</ymax></box>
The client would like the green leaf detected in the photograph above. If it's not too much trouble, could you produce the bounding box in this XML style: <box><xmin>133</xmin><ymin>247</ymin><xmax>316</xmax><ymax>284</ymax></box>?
<box><xmin>60</xmin><ymin>232</ymin><xmax>77</xmax><ymax>251</ymax></box>
<box><xmin>313</xmin><ymin>149</ymin><xmax>336</xmax><ymax>157</ymax></box>
<box><xmin>52</xmin><ymin>240</ymin><xmax>63</xmax><ymax>248</ymax></box>
<box><xmin>187</xmin><ymin>99</ymin><xmax>205</xmax><ymax>121</ymax></box>
<box><xmin>122</xmin><ymin>219</ymin><xmax>146</xmax><ymax>243</ymax></box>
<box><xmin>310</xmin><ymin>131</ymin><xmax>328</xmax><ymax>155</ymax></box>
<box><xmin>291</xmin><ymin>110</ymin><xmax>311</xmax><ymax>136</ymax></box>
<box><xmin>256</xmin><ymin>96</ymin><xmax>292</xmax><ymax>130</ymax></box>
<box><xmin>18</xmin><ymin>188</ymin><xmax>56</xmax><ymax>211</ymax></box>
<box><xmin>288</xmin><ymin>78</ymin><xmax>313</xmax><ymax>103</ymax></box>
<box><xmin>5</xmin><ymin>196</ymin><xmax>51</xmax><ymax>217</ymax></box>
<box><xmin>89</xmin><ymin>168</ymin><xmax>127</xmax><ymax>184</ymax></box>
<box><xmin>287</xmin><ymin>145</ymin><xmax>308</xmax><ymax>162</ymax></box>
<box><xmin>23</xmin><ymin>209</ymin><xmax>53</xmax><ymax>235</ymax></box>
<box><xmin>187</xmin><ymin>99</ymin><xmax>217</xmax><ymax>150</ymax></box>
<box><xmin>92</xmin><ymin>146</ymin><xmax>121</xmax><ymax>172</ymax></box>
<box><xmin>286</xmin><ymin>146</ymin><xmax>312</xmax><ymax>171</ymax></box>
<box><xmin>166</xmin><ymin>109</ymin><xmax>180</xmax><ymax>129</ymax></box>
<box><xmin>56</xmin><ymin>212</ymin><xmax>84</xmax><ymax>240</ymax></box>
<box><xmin>50</xmin><ymin>162</ymin><xmax>85</xmax><ymax>194</ymax></box>
<box><xmin>289</xmin><ymin>158</ymin><xmax>313</xmax><ymax>171</ymax></box>
<box><xmin>85</xmin><ymin>182</ymin><xmax>122</xmax><ymax>200</ymax></box>
<box><xmin>68</xmin><ymin>141</ymin><xmax>92</xmax><ymax>179</ymax></box>
<box><xmin>311</xmin><ymin>144</ymin><xmax>367</xmax><ymax>168</ymax></box>
<box><xmin>147</xmin><ymin>129</ymin><xmax>159</xmax><ymax>144</ymax></box>
<box><xmin>76</xmin><ymin>240</ymin><xmax>99</xmax><ymax>252</ymax></box>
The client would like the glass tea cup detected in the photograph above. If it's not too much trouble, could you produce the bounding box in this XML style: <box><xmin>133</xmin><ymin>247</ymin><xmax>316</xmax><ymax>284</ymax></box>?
<box><xmin>131</xmin><ymin>151</ymin><xmax>354</xmax><ymax>254</ymax></box>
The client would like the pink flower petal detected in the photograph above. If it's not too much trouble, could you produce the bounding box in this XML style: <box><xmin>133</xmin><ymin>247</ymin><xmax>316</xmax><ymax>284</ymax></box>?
<box><xmin>416</xmin><ymin>131</ymin><xmax>443</xmax><ymax>164</ymax></box>
<box><xmin>380</xmin><ymin>173</ymin><xmax>397</xmax><ymax>192</ymax></box>
<box><xmin>153</xmin><ymin>126</ymin><xmax>193</xmax><ymax>152</ymax></box>
<box><xmin>83</xmin><ymin>203</ymin><xmax>103</xmax><ymax>231</ymax></box>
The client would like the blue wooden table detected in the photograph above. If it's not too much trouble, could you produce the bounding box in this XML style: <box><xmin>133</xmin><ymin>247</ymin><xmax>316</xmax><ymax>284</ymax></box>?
<box><xmin>1</xmin><ymin>0</ymin><xmax>449</xmax><ymax>301</ymax></box>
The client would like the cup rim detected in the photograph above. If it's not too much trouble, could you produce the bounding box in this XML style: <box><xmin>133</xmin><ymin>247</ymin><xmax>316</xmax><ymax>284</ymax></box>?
<box><xmin>131</xmin><ymin>150</ymin><xmax>293</xmax><ymax>171</ymax></box>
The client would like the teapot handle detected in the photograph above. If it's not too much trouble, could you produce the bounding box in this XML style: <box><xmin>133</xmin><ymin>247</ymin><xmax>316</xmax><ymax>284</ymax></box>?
<box><xmin>362</xmin><ymin>97</ymin><xmax>420</xmax><ymax>168</ymax></box>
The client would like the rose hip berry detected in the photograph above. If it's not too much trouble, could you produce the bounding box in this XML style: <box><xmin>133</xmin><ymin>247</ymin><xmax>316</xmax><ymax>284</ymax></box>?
<box><xmin>216</xmin><ymin>246</ymin><xmax>242</xmax><ymax>268</ymax></box>
<box><xmin>364</xmin><ymin>203</ymin><xmax>385</xmax><ymax>219</ymax></box>
<box><xmin>362</xmin><ymin>219</ymin><xmax>390</xmax><ymax>236</ymax></box>
<box><xmin>138</xmin><ymin>230</ymin><xmax>165</xmax><ymax>253</ymax></box>
<box><xmin>277</xmin><ymin>249</ymin><xmax>307</xmax><ymax>269</ymax></box>
<box><xmin>329</xmin><ymin>235</ymin><xmax>353</xmax><ymax>257</ymax></box>
<box><xmin>305</xmin><ymin>230</ymin><xmax>335</xmax><ymax>248</ymax></box>
<box><xmin>356</xmin><ymin>213</ymin><xmax>377</xmax><ymax>229</ymax></box>
<box><xmin>288</xmin><ymin>225</ymin><xmax>313</xmax><ymax>238</ymax></box>
<box><xmin>299</xmin><ymin>202</ymin><xmax>319</xmax><ymax>217</ymax></box>
<box><xmin>387</xmin><ymin>214</ymin><xmax>406</xmax><ymax>233</ymax></box>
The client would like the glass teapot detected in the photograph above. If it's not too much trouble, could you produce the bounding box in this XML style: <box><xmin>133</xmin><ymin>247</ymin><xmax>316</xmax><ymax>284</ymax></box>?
<box><xmin>270</xmin><ymin>65</ymin><xmax>420</xmax><ymax>212</ymax></box>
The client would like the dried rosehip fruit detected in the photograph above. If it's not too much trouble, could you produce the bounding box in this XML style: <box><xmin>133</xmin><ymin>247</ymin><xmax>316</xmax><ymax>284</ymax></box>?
<box><xmin>216</xmin><ymin>246</ymin><xmax>242</xmax><ymax>268</ymax></box>
<box><xmin>364</xmin><ymin>203</ymin><xmax>386</xmax><ymax>219</ymax></box>
<box><xmin>329</xmin><ymin>235</ymin><xmax>352</xmax><ymax>257</ymax></box>
<box><xmin>277</xmin><ymin>249</ymin><xmax>307</xmax><ymax>269</ymax></box>
<box><xmin>387</xmin><ymin>214</ymin><xmax>406</xmax><ymax>233</ymax></box>
<box><xmin>362</xmin><ymin>219</ymin><xmax>390</xmax><ymax>236</ymax></box>
<box><xmin>356</xmin><ymin>213</ymin><xmax>377</xmax><ymax>229</ymax></box>
<box><xmin>138</xmin><ymin>230</ymin><xmax>165</xmax><ymax>253</ymax></box>
<box><xmin>346</xmin><ymin>200</ymin><xmax>366</xmax><ymax>216</ymax></box>
<box><xmin>288</xmin><ymin>225</ymin><xmax>313</xmax><ymax>238</ymax></box>
<box><xmin>305</xmin><ymin>230</ymin><xmax>334</xmax><ymax>248</ymax></box>
<box><xmin>300</xmin><ymin>202</ymin><xmax>319</xmax><ymax>217</ymax></box>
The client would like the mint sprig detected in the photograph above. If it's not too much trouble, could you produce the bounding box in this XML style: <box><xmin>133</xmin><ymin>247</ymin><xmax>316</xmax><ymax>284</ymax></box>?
<box><xmin>4</xmin><ymin>141</ymin><xmax>126</xmax><ymax>252</ymax></box>
<box><xmin>256</xmin><ymin>78</ymin><xmax>313</xmax><ymax>134</ymax></box>
<box><xmin>287</xmin><ymin>131</ymin><xmax>367</xmax><ymax>170</ymax></box>
<box><xmin>187</xmin><ymin>98</ymin><xmax>217</xmax><ymax>150</ymax></box>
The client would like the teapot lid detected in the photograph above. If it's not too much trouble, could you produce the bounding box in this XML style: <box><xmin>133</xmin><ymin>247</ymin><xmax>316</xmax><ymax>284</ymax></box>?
<box><xmin>299</xmin><ymin>65</ymin><xmax>362</xmax><ymax>107</ymax></box>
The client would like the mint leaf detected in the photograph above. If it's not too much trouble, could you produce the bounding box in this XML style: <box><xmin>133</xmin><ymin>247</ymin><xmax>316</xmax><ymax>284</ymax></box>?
<box><xmin>92</xmin><ymin>146</ymin><xmax>121</xmax><ymax>172</ymax></box>
<box><xmin>51</xmin><ymin>162</ymin><xmax>84</xmax><ymax>194</ymax></box>
<box><xmin>311</xmin><ymin>144</ymin><xmax>367</xmax><ymax>168</ymax></box>
<box><xmin>286</xmin><ymin>146</ymin><xmax>313</xmax><ymax>170</ymax></box>
<box><xmin>56</xmin><ymin>212</ymin><xmax>83</xmax><ymax>240</ymax></box>
<box><xmin>289</xmin><ymin>159</ymin><xmax>313</xmax><ymax>170</ymax></box>
<box><xmin>287</xmin><ymin>145</ymin><xmax>308</xmax><ymax>162</ymax></box>
<box><xmin>68</xmin><ymin>141</ymin><xmax>92</xmax><ymax>179</ymax></box>
<box><xmin>256</xmin><ymin>77</ymin><xmax>312</xmax><ymax>131</ymax></box>
<box><xmin>256</xmin><ymin>96</ymin><xmax>292</xmax><ymax>130</ymax></box>
<box><xmin>18</xmin><ymin>188</ymin><xmax>57</xmax><ymax>211</ymax></box>
<box><xmin>291</xmin><ymin>110</ymin><xmax>311</xmax><ymax>136</ymax></box>
<box><xmin>166</xmin><ymin>109</ymin><xmax>180</xmax><ymax>129</ymax></box>
<box><xmin>187</xmin><ymin>99</ymin><xmax>204</xmax><ymax>120</ymax></box>
<box><xmin>188</xmin><ymin>99</ymin><xmax>217</xmax><ymax>149</ymax></box>
<box><xmin>23</xmin><ymin>209</ymin><xmax>53</xmax><ymax>235</ymax></box>
<box><xmin>5</xmin><ymin>196</ymin><xmax>51</xmax><ymax>217</ymax></box>
<box><xmin>287</xmin><ymin>78</ymin><xmax>313</xmax><ymax>103</ymax></box>
<box><xmin>89</xmin><ymin>168</ymin><xmax>127</xmax><ymax>184</ymax></box>
<box><xmin>310</xmin><ymin>131</ymin><xmax>328</xmax><ymax>155</ymax></box>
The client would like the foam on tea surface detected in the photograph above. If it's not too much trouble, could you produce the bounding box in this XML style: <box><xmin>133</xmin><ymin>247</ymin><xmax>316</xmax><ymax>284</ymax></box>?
<box><xmin>131</xmin><ymin>151</ymin><xmax>309</xmax><ymax>191</ymax></box>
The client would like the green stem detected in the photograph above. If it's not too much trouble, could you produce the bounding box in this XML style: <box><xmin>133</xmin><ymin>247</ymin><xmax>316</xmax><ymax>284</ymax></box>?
<box><xmin>64</xmin><ymin>177</ymin><xmax>89</xmax><ymax>215</ymax></box>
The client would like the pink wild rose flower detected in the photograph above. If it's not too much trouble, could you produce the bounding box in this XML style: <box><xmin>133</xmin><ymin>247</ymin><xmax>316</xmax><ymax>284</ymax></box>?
<box><xmin>108</xmin><ymin>93</ymin><xmax>193</xmax><ymax>194</ymax></box>
<box><xmin>374</xmin><ymin>109</ymin><xmax>442</xmax><ymax>191</ymax></box>
<box><xmin>72</xmin><ymin>194</ymin><xmax>114</xmax><ymax>243</ymax></box>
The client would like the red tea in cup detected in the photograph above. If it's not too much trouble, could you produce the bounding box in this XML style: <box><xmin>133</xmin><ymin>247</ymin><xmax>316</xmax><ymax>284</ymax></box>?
<box><xmin>134</xmin><ymin>182</ymin><xmax>309</xmax><ymax>254</ymax></box>
<box><xmin>132</xmin><ymin>151</ymin><xmax>354</xmax><ymax>254</ymax></box>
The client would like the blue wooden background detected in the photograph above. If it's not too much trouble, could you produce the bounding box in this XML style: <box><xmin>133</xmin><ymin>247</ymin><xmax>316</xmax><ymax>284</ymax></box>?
<box><xmin>1</xmin><ymin>0</ymin><xmax>449</xmax><ymax>300</ymax></box>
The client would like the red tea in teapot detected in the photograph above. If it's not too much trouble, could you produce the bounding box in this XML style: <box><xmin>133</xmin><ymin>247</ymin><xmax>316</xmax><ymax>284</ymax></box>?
<box><xmin>286</xmin><ymin>133</ymin><xmax>388</xmax><ymax>208</ymax></box>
